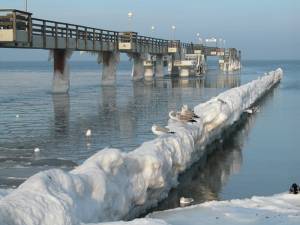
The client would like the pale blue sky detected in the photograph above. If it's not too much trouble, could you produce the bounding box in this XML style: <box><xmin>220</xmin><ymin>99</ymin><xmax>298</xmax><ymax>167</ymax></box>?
<box><xmin>0</xmin><ymin>0</ymin><xmax>299</xmax><ymax>60</ymax></box>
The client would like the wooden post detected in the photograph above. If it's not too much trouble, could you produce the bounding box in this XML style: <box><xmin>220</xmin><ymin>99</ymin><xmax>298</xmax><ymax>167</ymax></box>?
<box><xmin>55</xmin><ymin>22</ymin><xmax>58</xmax><ymax>48</ymax></box>
<box><xmin>75</xmin><ymin>25</ymin><xmax>78</xmax><ymax>50</ymax></box>
<box><xmin>12</xmin><ymin>11</ymin><xmax>17</xmax><ymax>42</ymax></box>
<box><xmin>28</xmin><ymin>14</ymin><xmax>32</xmax><ymax>46</ymax></box>
<box><xmin>84</xmin><ymin>27</ymin><xmax>87</xmax><ymax>50</ymax></box>
<box><xmin>93</xmin><ymin>28</ymin><xmax>96</xmax><ymax>50</ymax></box>
<box><xmin>66</xmin><ymin>24</ymin><xmax>69</xmax><ymax>49</ymax></box>
<box><xmin>43</xmin><ymin>20</ymin><xmax>46</xmax><ymax>48</ymax></box>
<box><xmin>100</xmin><ymin>30</ymin><xmax>103</xmax><ymax>51</ymax></box>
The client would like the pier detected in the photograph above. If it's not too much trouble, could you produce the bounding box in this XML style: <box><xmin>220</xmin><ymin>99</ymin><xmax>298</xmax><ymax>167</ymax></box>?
<box><xmin>0</xmin><ymin>9</ymin><xmax>241</xmax><ymax>93</ymax></box>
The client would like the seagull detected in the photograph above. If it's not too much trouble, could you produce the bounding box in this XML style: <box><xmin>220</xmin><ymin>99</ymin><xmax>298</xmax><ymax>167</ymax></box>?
<box><xmin>85</xmin><ymin>129</ymin><xmax>92</xmax><ymax>137</ymax></box>
<box><xmin>34</xmin><ymin>147</ymin><xmax>40</xmax><ymax>153</ymax></box>
<box><xmin>169</xmin><ymin>111</ymin><xmax>197</xmax><ymax>123</ymax></box>
<box><xmin>181</xmin><ymin>104</ymin><xmax>200</xmax><ymax>118</ymax></box>
<box><xmin>152</xmin><ymin>124</ymin><xmax>175</xmax><ymax>136</ymax></box>
<box><xmin>16</xmin><ymin>114</ymin><xmax>19</xmax><ymax>118</ymax></box>
<box><xmin>244</xmin><ymin>106</ymin><xmax>259</xmax><ymax>114</ymax></box>
<box><xmin>180</xmin><ymin>197</ymin><xmax>194</xmax><ymax>206</ymax></box>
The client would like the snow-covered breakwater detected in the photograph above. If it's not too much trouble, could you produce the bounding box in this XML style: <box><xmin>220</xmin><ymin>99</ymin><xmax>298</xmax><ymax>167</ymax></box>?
<box><xmin>0</xmin><ymin>69</ymin><xmax>283</xmax><ymax>225</ymax></box>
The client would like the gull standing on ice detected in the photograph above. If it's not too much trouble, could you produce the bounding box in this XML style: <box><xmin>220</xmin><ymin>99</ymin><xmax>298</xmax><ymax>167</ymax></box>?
<box><xmin>179</xmin><ymin>197</ymin><xmax>194</xmax><ymax>206</ymax></box>
<box><xmin>244</xmin><ymin>106</ymin><xmax>259</xmax><ymax>114</ymax></box>
<box><xmin>169</xmin><ymin>111</ymin><xmax>197</xmax><ymax>123</ymax></box>
<box><xmin>151</xmin><ymin>124</ymin><xmax>175</xmax><ymax>136</ymax></box>
<box><xmin>181</xmin><ymin>104</ymin><xmax>200</xmax><ymax>118</ymax></box>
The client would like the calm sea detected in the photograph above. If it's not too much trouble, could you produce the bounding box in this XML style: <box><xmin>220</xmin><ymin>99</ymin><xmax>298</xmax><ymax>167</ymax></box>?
<box><xmin>0</xmin><ymin>59</ymin><xmax>299</xmax><ymax>210</ymax></box>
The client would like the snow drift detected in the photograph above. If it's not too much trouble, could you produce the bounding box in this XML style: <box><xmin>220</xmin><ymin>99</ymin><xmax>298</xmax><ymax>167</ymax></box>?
<box><xmin>0</xmin><ymin>69</ymin><xmax>283</xmax><ymax>225</ymax></box>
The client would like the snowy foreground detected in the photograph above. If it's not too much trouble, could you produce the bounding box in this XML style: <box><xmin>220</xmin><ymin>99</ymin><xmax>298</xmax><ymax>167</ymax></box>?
<box><xmin>0</xmin><ymin>69</ymin><xmax>283</xmax><ymax>225</ymax></box>
<box><xmin>100</xmin><ymin>192</ymin><xmax>300</xmax><ymax>225</ymax></box>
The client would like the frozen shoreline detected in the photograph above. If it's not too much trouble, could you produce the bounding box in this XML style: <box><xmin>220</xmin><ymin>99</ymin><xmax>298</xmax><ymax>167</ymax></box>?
<box><xmin>0</xmin><ymin>69</ymin><xmax>283</xmax><ymax>225</ymax></box>
<box><xmin>97</xmin><ymin>192</ymin><xmax>300</xmax><ymax>225</ymax></box>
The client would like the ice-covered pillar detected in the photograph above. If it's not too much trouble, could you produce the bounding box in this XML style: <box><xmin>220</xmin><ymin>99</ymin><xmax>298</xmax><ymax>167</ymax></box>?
<box><xmin>99</xmin><ymin>51</ymin><xmax>120</xmax><ymax>85</ymax></box>
<box><xmin>52</xmin><ymin>49</ymin><xmax>72</xmax><ymax>93</ymax></box>
<box><xmin>131</xmin><ymin>53</ymin><xmax>144</xmax><ymax>81</ymax></box>
<box><xmin>144</xmin><ymin>54</ymin><xmax>154</xmax><ymax>78</ymax></box>
<box><xmin>144</xmin><ymin>61</ymin><xmax>154</xmax><ymax>78</ymax></box>
<box><xmin>155</xmin><ymin>54</ymin><xmax>164</xmax><ymax>77</ymax></box>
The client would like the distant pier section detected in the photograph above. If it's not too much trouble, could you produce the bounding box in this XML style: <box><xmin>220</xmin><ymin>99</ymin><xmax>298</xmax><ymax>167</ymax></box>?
<box><xmin>0</xmin><ymin>9</ymin><xmax>241</xmax><ymax>93</ymax></box>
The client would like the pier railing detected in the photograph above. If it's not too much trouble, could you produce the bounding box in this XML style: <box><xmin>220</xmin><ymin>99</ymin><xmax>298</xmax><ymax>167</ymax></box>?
<box><xmin>0</xmin><ymin>9</ymin><xmax>229</xmax><ymax>56</ymax></box>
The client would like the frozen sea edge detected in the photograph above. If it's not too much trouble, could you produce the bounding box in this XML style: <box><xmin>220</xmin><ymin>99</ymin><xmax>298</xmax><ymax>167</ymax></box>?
<box><xmin>0</xmin><ymin>69</ymin><xmax>286</xmax><ymax>225</ymax></box>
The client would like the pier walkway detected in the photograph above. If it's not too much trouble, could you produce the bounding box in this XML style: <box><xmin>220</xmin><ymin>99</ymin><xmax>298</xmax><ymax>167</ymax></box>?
<box><xmin>0</xmin><ymin>9</ymin><xmax>241</xmax><ymax>93</ymax></box>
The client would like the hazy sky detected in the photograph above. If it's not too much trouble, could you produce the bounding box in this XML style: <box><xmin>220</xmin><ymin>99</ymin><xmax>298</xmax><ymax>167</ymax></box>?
<box><xmin>0</xmin><ymin>0</ymin><xmax>299</xmax><ymax>60</ymax></box>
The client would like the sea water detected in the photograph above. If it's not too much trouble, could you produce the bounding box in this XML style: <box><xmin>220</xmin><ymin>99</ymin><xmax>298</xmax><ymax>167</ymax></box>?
<box><xmin>0</xmin><ymin>60</ymin><xmax>299</xmax><ymax>209</ymax></box>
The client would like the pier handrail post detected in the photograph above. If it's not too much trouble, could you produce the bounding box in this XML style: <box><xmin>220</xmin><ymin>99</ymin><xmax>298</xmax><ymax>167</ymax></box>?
<box><xmin>84</xmin><ymin>27</ymin><xmax>87</xmax><ymax>49</ymax></box>
<box><xmin>100</xmin><ymin>30</ymin><xmax>103</xmax><ymax>51</ymax></box>
<box><xmin>42</xmin><ymin>20</ymin><xmax>46</xmax><ymax>48</ymax></box>
<box><xmin>114</xmin><ymin>31</ymin><xmax>118</xmax><ymax>49</ymax></box>
<box><xmin>75</xmin><ymin>25</ymin><xmax>78</xmax><ymax>50</ymax></box>
<box><xmin>12</xmin><ymin>11</ymin><xmax>17</xmax><ymax>42</ymax></box>
<box><xmin>55</xmin><ymin>22</ymin><xmax>58</xmax><ymax>48</ymax></box>
<box><xmin>93</xmin><ymin>28</ymin><xmax>95</xmax><ymax>50</ymax></box>
<box><xmin>66</xmin><ymin>24</ymin><xmax>69</xmax><ymax>49</ymax></box>
<box><xmin>28</xmin><ymin>13</ymin><xmax>32</xmax><ymax>46</ymax></box>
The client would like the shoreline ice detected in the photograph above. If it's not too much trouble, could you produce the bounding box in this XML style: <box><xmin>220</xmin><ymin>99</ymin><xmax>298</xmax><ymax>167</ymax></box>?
<box><xmin>0</xmin><ymin>69</ymin><xmax>283</xmax><ymax>225</ymax></box>
<box><xmin>94</xmin><ymin>192</ymin><xmax>300</xmax><ymax>225</ymax></box>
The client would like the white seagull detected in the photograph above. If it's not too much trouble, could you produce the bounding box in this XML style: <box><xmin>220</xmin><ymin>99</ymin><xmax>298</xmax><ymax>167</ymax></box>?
<box><xmin>85</xmin><ymin>129</ymin><xmax>92</xmax><ymax>137</ymax></box>
<box><xmin>181</xmin><ymin>104</ymin><xmax>200</xmax><ymax>118</ymax></box>
<box><xmin>179</xmin><ymin>197</ymin><xmax>194</xmax><ymax>206</ymax></box>
<box><xmin>244</xmin><ymin>106</ymin><xmax>259</xmax><ymax>114</ymax></box>
<box><xmin>169</xmin><ymin>111</ymin><xmax>197</xmax><ymax>123</ymax></box>
<box><xmin>151</xmin><ymin>124</ymin><xmax>175</xmax><ymax>136</ymax></box>
<box><xmin>34</xmin><ymin>147</ymin><xmax>40</xmax><ymax>153</ymax></box>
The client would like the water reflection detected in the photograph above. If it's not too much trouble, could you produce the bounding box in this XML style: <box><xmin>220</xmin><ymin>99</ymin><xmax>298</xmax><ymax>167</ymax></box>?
<box><xmin>204</xmin><ymin>72</ymin><xmax>241</xmax><ymax>88</ymax></box>
<box><xmin>52</xmin><ymin>94</ymin><xmax>70</xmax><ymax>136</ymax></box>
<box><xmin>151</xmin><ymin>114</ymin><xmax>256</xmax><ymax>212</ymax></box>
<box><xmin>170</xmin><ymin>77</ymin><xmax>205</xmax><ymax>89</ymax></box>
<box><xmin>0</xmin><ymin>70</ymin><xmax>242</xmax><ymax>189</ymax></box>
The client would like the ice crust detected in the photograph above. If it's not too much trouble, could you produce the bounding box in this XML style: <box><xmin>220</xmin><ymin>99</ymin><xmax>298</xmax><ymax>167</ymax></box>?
<box><xmin>0</xmin><ymin>69</ymin><xmax>283</xmax><ymax>225</ymax></box>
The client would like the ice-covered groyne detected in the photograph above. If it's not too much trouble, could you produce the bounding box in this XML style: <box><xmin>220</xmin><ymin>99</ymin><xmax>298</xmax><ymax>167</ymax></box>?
<box><xmin>0</xmin><ymin>69</ymin><xmax>283</xmax><ymax>225</ymax></box>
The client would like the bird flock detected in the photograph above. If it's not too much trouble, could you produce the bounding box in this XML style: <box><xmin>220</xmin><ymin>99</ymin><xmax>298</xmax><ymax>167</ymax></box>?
<box><xmin>152</xmin><ymin>104</ymin><xmax>200</xmax><ymax>136</ymax></box>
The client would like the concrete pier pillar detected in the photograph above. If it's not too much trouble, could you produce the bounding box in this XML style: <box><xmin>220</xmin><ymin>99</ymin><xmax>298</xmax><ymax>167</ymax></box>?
<box><xmin>131</xmin><ymin>53</ymin><xmax>144</xmax><ymax>81</ymax></box>
<box><xmin>52</xmin><ymin>49</ymin><xmax>72</xmax><ymax>94</ymax></box>
<box><xmin>168</xmin><ymin>54</ymin><xmax>179</xmax><ymax>75</ymax></box>
<box><xmin>155</xmin><ymin>55</ymin><xmax>164</xmax><ymax>77</ymax></box>
<box><xmin>100</xmin><ymin>51</ymin><xmax>120</xmax><ymax>85</ymax></box>
<box><xmin>144</xmin><ymin>61</ymin><xmax>154</xmax><ymax>78</ymax></box>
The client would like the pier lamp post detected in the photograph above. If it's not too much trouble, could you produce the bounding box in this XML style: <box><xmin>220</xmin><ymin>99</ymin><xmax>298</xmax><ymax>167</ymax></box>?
<box><xmin>218</xmin><ymin>38</ymin><xmax>222</xmax><ymax>48</ymax></box>
<box><xmin>212</xmin><ymin>37</ymin><xmax>217</xmax><ymax>47</ymax></box>
<box><xmin>196</xmin><ymin>33</ymin><xmax>200</xmax><ymax>44</ymax></box>
<box><xmin>198</xmin><ymin>38</ymin><xmax>202</xmax><ymax>45</ymax></box>
<box><xmin>151</xmin><ymin>25</ymin><xmax>155</xmax><ymax>36</ymax></box>
<box><xmin>128</xmin><ymin>11</ymin><xmax>133</xmax><ymax>31</ymax></box>
<box><xmin>25</xmin><ymin>0</ymin><xmax>28</xmax><ymax>12</ymax></box>
<box><xmin>171</xmin><ymin>25</ymin><xmax>176</xmax><ymax>40</ymax></box>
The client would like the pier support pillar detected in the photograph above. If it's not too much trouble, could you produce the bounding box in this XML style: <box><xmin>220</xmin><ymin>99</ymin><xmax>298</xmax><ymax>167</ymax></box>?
<box><xmin>131</xmin><ymin>53</ymin><xmax>144</xmax><ymax>81</ymax></box>
<box><xmin>144</xmin><ymin>61</ymin><xmax>154</xmax><ymax>78</ymax></box>
<box><xmin>155</xmin><ymin>54</ymin><xmax>164</xmax><ymax>77</ymax></box>
<box><xmin>168</xmin><ymin>55</ymin><xmax>179</xmax><ymax>75</ymax></box>
<box><xmin>100</xmin><ymin>51</ymin><xmax>120</xmax><ymax>85</ymax></box>
<box><xmin>52</xmin><ymin>50</ymin><xmax>72</xmax><ymax>94</ymax></box>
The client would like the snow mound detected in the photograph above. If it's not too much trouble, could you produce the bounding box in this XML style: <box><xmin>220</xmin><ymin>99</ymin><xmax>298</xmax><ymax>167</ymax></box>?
<box><xmin>0</xmin><ymin>69</ymin><xmax>283</xmax><ymax>225</ymax></box>
<box><xmin>149</xmin><ymin>192</ymin><xmax>300</xmax><ymax>225</ymax></box>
